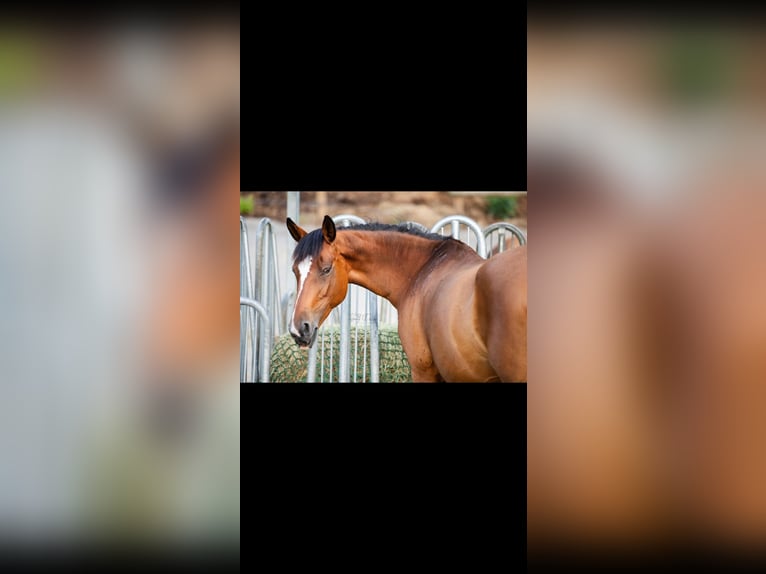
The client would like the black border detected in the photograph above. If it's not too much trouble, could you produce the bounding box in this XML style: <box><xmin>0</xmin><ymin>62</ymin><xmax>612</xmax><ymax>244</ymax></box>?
<box><xmin>243</xmin><ymin>3</ymin><xmax>527</xmax><ymax>191</ymax></box>
<box><xmin>248</xmin><ymin>383</ymin><xmax>527</xmax><ymax>569</ymax></box>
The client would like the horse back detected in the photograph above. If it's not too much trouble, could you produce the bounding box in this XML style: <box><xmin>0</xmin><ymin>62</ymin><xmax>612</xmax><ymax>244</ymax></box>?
<box><xmin>413</xmin><ymin>263</ymin><xmax>491</xmax><ymax>382</ymax></box>
<box><xmin>475</xmin><ymin>246</ymin><xmax>527</xmax><ymax>381</ymax></box>
<box><xmin>414</xmin><ymin>246</ymin><xmax>526</xmax><ymax>382</ymax></box>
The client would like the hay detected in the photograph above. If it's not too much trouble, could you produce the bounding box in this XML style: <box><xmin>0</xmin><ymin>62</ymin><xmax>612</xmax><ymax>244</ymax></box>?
<box><xmin>269</xmin><ymin>325</ymin><xmax>412</xmax><ymax>382</ymax></box>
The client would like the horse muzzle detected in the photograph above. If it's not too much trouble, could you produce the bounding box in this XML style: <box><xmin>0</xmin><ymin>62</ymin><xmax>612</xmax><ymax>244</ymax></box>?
<box><xmin>291</xmin><ymin>321</ymin><xmax>318</xmax><ymax>349</ymax></box>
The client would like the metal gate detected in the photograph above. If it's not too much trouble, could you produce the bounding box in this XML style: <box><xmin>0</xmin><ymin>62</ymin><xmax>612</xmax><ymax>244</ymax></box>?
<box><xmin>240</xmin><ymin>216</ymin><xmax>282</xmax><ymax>382</ymax></box>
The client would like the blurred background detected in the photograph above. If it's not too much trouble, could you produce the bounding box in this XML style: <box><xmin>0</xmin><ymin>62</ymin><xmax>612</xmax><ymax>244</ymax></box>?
<box><xmin>0</xmin><ymin>14</ymin><xmax>239</xmax><ymax>553</ymax></box>
<box><xmin>529</xmin><ymin>16</ymin><xmax>766</xmax><ymax>559</ymax></box>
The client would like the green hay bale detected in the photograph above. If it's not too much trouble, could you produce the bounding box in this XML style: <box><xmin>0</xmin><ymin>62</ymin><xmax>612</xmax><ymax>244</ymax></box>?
<box><xmin>269</xmin><ymin>325</ymin><xmax>412</xmax><ymax>383</ymax></box>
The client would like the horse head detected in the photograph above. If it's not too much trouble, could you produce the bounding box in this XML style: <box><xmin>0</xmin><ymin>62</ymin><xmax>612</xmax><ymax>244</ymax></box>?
<box><xmin>286</xmin><ymin>215</ymin><xmax>351</xmax><ymax>348</ymax></box>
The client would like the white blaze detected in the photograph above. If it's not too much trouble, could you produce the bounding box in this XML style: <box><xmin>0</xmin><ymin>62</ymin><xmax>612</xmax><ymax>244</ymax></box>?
<box><xmin>290</xmin><ymin>256</ymin><xmax>313</xmax><ymax>337</ymax></box>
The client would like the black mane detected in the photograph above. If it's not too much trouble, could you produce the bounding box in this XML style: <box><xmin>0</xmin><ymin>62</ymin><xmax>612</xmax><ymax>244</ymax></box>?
<box><xmin>291</xmin><ymin>221</ymin><xmax>447</xmax><ymax>262</ymax></box>
<box><xmin>345</xmin><ymin>222</ymin><xmax>446</xmax><ymax>241</ymax></box>
<box><xmin>292</xmin><ymin>229</ymin><xmax>325</xmax><ymax>263</ymax></box>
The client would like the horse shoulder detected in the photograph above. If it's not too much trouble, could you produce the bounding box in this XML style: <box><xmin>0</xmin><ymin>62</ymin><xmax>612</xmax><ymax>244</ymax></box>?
<box><xmin>396</xmin><ymin>298</ymin><xmax>440</xmax><ymax>381</ymax></box>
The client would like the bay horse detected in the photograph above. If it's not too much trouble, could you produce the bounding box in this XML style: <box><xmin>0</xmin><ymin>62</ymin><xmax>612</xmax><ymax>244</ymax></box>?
<box><xmin>286</xmin><ymin>215</ymin><xmax>527</xmax><ymax>382</ymax></box>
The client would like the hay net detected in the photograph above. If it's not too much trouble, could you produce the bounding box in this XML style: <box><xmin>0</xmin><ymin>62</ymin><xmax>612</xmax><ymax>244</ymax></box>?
<box><xmin>269</xmin><ymin>326</ymin><xmax>411</xmax><ymax>383</ymax></box>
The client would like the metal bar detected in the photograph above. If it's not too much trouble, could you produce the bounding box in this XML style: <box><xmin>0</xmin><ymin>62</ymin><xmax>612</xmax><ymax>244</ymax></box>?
<box><xmin>339</xmin><ymin>295</ymin><xmax>350</xmax><ymax>382</ymax></box>
<box><xmin>431</xmin><ymin>215</ymin><xmax>488</xmax><ymax>258</ymax></box>
<box><xmin>253</xmin><ymin>222</ymin><xmax>263</xmax><ymax>372</ymax></box>
<box><xmin>320</xmin><ymin>327</ymin><xmax>325</xmax><ymax>383</ymax></box>
<box><xmin>284</xmin><ymin>192</ymin><xmax>299</xmax><ymax>337</ymax></box>
<box><xmin>256</xmin><ymin>219</ymin><xmax>272</xmax><ymax>375</ymax></box>
<box><xmin>240</xmin><ymin>217</ymin><xmax>253</xmax><ymax>298</ymax></box>
<box><xmin>281</xmin><ymin>292</ymin><xmax>291</xmax><ymax>336</ymax></box>
<box><xmin>482</xmin><ymin>222</ymin><xmax>527</xmax><ymax>248</ymax></box>
<box><xmin>240</xmin><ymin>306</ymin><xmax>251</xmax><ymax>382</ymax></box>
<box><xmin>362</xmin><ymin>292</ymin><xmax>368</xmax><ymax>383</ymax></box>
<box><xmin>307</xmin><ymin>342</ymin><xmax>318</xmax><ymax>383</ymax></box>
<box><xmin>269</xmin><ymin>228</ymin><xmax>282</xmax><ymax>337</ymax></box>
<box><xmin>240</xmin><ymin>305</ymin><xmax>248</xmax><ymax>380</ymax></box>
<box><xmin>262</xmin><ymin>233</ymin><xmax>270</xmax><ymax>351</ymax></box>
<box><xmin>240</xmin><ymin>218</ymin><xmax>251</xmax><ymax>379</ymax></box>
<box><xmin>240</xmin><ymin>298</ymin><xmax>271</xmax><ymax>383</ymax></box>
<box><xmin>353</xmin><ymin>308</ymin><xmax>359</xmax><ymax>383</ymax></box>
<box><xmin>287</xmin><ymin>192</ymin><xmax>300</xmax><ymax>225</ymax></box>
<box><xmin>254</xmin><ymin>221</ymin><xmax>263</xmax><ymax>301</ymax></box>
<box><xmin>403</xmin><ymin>221</ymin><xmax>429</xmax><ymax>233</ymax></box>
<box><xmin>241</xmin><ymin>218</ymin><xmax>256</xmax><ymax>380</ymax></box>
<box><xmin>333</xmin><ymin>214</ymin><xmax>367</xmax><ymax>226</ymax></box>
<box><xmin>369</xmin><ymin>292</ymin><xmax>379</xmax><ymax>383</ymax></box>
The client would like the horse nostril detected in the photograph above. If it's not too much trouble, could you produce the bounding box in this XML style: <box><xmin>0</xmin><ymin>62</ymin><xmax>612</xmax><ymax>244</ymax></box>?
<box><xmin>301</xmin><ymin>322</ymin><xmax>310</xmax><ymax>335</ymax></box>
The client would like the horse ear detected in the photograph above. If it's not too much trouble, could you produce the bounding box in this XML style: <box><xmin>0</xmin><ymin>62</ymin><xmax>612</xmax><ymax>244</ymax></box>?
<box><xmin>322</xmin><ymin>215</ymin><xmax>336</xmax><ymax>243</ymax></box>
<box><xmin>286</xmin><ymin>218</ymin><xmax>307</xmax><ymax>242</ymax></box>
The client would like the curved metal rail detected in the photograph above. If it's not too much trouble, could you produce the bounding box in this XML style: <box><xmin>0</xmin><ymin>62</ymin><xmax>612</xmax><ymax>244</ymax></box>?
<box><xmin>483</xmin><ymin>222</ymin><xmax>527</xmax><ymax>257</ymax></box>
<box><xmin>430</xmin><ymin>215</ymin><xmax>488</xmax><ymax>258</ymax></box>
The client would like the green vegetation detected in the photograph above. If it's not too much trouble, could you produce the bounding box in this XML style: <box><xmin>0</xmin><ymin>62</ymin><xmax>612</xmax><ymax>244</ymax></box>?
<box><xmin>0</xmin><ymin>35</ymin><xmax>40</xmax><ymax>97</ymax></box>
<box><xmin>486</xmin><ymin>195</ymin><xmax>517</xmax><ymax>219</ymax></box>
<box><xmin>659</xmin><ymin>32</ymin><xmax>734</xmax><ymax>107</ymax></box>
<box><xmin>240</xmin><ymin>195</ymin><xmax>254</xmax><ymax>216</ymax></box>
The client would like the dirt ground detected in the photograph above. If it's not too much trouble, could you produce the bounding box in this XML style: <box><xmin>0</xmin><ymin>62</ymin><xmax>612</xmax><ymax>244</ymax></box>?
<box><xmin>247</xmin><ymin>191</ymin><xmax>527</xmax><ymax>231</ymax></box>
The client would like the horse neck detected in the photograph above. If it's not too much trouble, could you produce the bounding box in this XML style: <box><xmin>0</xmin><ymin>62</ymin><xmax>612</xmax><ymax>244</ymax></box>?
<box><xmin>336</xmin><ymin>230</ymin><xmax>439</xmax><ymax>308</ymax></box>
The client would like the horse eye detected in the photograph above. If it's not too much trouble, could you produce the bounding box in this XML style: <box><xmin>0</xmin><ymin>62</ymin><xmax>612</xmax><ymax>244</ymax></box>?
<box><xmin>321</xmin><ymin>266</ymin><xmax>332</xmax><ymax>275</ymax></box>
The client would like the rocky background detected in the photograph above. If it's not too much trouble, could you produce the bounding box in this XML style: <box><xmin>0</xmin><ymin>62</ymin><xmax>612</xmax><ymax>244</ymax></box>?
<box><xmin>244</xmin><ymin>191</ymin><xmax>527</xmax><ymax>231</ymax></box>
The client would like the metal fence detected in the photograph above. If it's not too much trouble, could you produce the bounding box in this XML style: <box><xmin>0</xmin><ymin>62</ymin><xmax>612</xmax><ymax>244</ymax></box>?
<box><xmin>483</xmin><ymin>222</ymin><xmax>526</xmax><ymax>257</ymax></box>
<box><xmin>240</xmin><ymin>216</ymin><xmax>281</xmax><ymax>382</ymax></box>
<box><xmin>240</xmin><ymin>217</ymin><xmax>255</xmax><ymax>381</ymax></box>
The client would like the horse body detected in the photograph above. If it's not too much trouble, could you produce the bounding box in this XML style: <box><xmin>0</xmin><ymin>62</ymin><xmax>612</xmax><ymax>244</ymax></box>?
<box><xmin>286</xmin><ymin>216</ymin><xmax>527</xmax><ymax>382</ymax></box>
<box><xmin>397</xmin><ymin>244</ymin><xmax>491</xmax><ymax>382</ymax></box>
<box><xmin>476</xmin><ymin>247</ymin><xmax>528</xmax><ymax>381</ymax></box>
